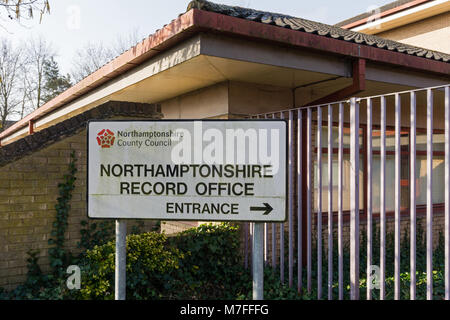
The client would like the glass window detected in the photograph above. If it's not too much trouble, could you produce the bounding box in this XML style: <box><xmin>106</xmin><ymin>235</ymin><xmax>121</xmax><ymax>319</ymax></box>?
<box><xmin>313</xmin><ymin>123</ymin><xmax>364</xmax><ymax>212</ymax></box>
<box><xmin>307</xmin><ymin>125</ymin><xmax>445</xmax><ymax>215</ymax></box>
<box><xmin>312</xmin><ymin>155</ymin><xmax>364</xmax><ymax>212</ymax></box>
<box><xmin>415</xmin><ymin>156</ymin><xmax>444</xmax><ymax>205</ymax></box>
<box><xmin>416</xmin><ymin>133</ymin><xmax>444</xmax><ymax>152</ymax></box>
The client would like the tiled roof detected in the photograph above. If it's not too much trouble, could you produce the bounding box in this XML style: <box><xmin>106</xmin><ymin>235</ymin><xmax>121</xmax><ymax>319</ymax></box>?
<box><xmin>187</xmin><ymin>0</ymin><xmax>449</xmax><ymax>63</ymax></box>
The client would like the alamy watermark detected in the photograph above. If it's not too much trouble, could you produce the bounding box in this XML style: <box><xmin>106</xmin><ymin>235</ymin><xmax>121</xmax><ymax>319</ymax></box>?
<box><xmin>368</xmin><ymin>265</ymin><xmax>380</xmax><ymax>289</ymax></box>
<box><xmin>66</xmin><ymin>265</ymin><xmax>81</xmax><ymax>290</ymax></box>
<box><xmin>66</xmin><ymin>5</ymin><xmax>81</xmax><ymax>30</ymax></box>
<box><xmin>366</xmin><ymin>5</ymin><xmax>382</xmax><ymax>30</ymax></box>
<box><xmin>170</xmin><ymin>121</ymin><xmax>282</xmax><ymax>174</ymax></box>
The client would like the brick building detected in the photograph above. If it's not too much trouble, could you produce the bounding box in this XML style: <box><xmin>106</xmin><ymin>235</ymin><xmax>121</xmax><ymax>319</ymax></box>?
<box><xmin>0</xmin><ymin>0</ymin><xmax>449</xmax><ymax>290</ymax></box>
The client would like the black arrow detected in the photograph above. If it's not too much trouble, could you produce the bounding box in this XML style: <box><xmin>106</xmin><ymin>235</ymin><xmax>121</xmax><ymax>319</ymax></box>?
<box><xmin>250</xmin><ymin>203</ymin><xmax>273</xmax><ymax>215</ymax></box>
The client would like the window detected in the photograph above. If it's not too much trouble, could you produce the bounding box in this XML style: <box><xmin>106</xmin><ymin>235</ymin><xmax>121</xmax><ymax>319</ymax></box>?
<box><xmin>313</xmin><ymin>125</ymin><xmax>364</xmax><ymax>212</ymax></box>
<box><xmin>310</xmin><ymin>123</ymin><xmax>444</xmax><ymax>216</ymax></box>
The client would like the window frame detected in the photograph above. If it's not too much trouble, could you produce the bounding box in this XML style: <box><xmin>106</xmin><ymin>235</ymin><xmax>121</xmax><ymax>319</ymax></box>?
<box><xmin>311</xmin><ymin>119</ymin><xmax>445</xmax><ymax>223</ymax></box>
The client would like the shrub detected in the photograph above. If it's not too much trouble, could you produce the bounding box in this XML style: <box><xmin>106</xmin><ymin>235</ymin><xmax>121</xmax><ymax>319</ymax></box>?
<box><xmin>78</xmin><ymin>232</ymin><xmax>184</xmax><ymax>300</ymax></box>
<box><xmin>167</xmin><ymin>223</ymin><xmax>243</xmax><ymax>299</ymax></box>
<box><xmin>0</xmin><ymin>222</ymin><xmax>311</xmax><ymax>300</ymax></box>
<box><xmin>1</xmin><ymin>249</ymin><xmax>74</xmax><ymax>300</ymax></box>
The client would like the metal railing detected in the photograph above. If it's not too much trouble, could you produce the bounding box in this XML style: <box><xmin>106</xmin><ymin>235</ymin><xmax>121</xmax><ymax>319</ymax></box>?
<box><xmin>245</xmin><ymin>84</ymin><xmax>450</xmax><ymax>300</ymax></box>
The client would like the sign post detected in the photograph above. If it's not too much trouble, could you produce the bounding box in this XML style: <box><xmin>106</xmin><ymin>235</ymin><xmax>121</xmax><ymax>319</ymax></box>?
<box><xmin>253</xmin><ymin>222</ymin><xmax>264</xmax><ymax>300</ymax></box>
<box><xmin>87</xmin><ymin>120</ymin><xmax>287</xmax><ymax>300</ymax></box>
<box><xmin>115</xmin><ymin>219</ymin><xmax>127</xmax><ymax>300</ymax></box>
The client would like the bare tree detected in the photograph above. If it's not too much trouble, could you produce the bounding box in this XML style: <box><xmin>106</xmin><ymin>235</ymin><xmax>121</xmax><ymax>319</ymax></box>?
<box><xmin>70</xmin><ymin>41</ymin><xmax>114</xmax><ymax>83</ymax></box>
<box><xmin>18</xmin><ymin>66</ymin><xmax>34</xmax><ymax>119</ymax></box>
<box><xmin>0</xmin><ymin>0</ymin><xmax>50</xmax><ymax>31</ymax></box>
<box><xmin>113</xmin><ymin>27</ymin><xmax>142</xmax><ymax>55</ymax></box>
<box><xmin>25</xmin><ymin>36</ymin><xmax>55</xmax><ymax>110</ymax></box>
<box><xmin>0</xmin><ymin>38</ymin><xmax>22</xmax><ymax>130</ymax></box>
<box><xmin>70</xmin><ymin>29</ymin><xmax>144</xmax><ymax>83</ymax></box>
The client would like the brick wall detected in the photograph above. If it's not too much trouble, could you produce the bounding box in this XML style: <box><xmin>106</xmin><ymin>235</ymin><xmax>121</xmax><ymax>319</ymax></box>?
<box><xmin>0</xmin><ymin>129</ymin><xmax>156</xmax><ymax>290</ymax></box>
<box><xmin>161</xmin><ymin>221</ymin><xmax>199</xmax><ymax>235</ymax></box>
<box><xmin>377</xmin><ymin>11</ymin><xmax>450</xmax><ymax>56</ymax></box>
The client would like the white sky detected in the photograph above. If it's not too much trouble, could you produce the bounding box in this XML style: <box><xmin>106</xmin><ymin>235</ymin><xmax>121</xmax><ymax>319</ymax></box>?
<box><xmin>1</xmin><ymin>0</ymin><xmax>393</xmax><ymax>74</ymax></box>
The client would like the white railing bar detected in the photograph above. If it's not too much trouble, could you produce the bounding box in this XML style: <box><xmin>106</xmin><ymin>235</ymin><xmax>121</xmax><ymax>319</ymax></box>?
<box><xmin>272</xmin><ymin>221</ymin><xmax>276</xmax><ymax>270</ymax></box>
<box><xmin>297</xmin><ymin>110</ymin><xmax>303</xmax><ymax>294</ymax></box>
<box><xmin>366</xmin><ymin>98</ymin><xmax>373</xmax><ymax>301</ymax></box>
<box><xmin>410</xmin><ymin>91</ymin><xmax>417</xmax><ymax>300</ymax></box>
<box><xmin>251</xmin><ymin>100</ymin><xmax>350</xmax><ymax>117</ymax></box>
<box><xmin>445</xmin><ymin>86</ymin><xmax>450</xmax><ymax>300</ymax></box>
<box><xmin>264</xmin><ymin>219</ymin><xmax>268</xmax><ymax>265</ymax></box>
<box><xmin>249</xmin><ymin>84</ymin><xmax>449</xmax><ymax>118</ymax></box>
<box><xmin>288</xmin><ymin>110</ymin><xmax>294</xmax><ymax>288</ymax></box>
<box><xmin>338</xmin><ymin>102</ymin><xmax>344</xmax><ymax>300</ymax></box>
<box><xmin>272</xmin><ymin>117</ymin><xmax>276</xmax><ymax>271</ymax></box>
<box><xmin>394</xmin><ymin>93</ymin><xmax>401</xmax><ymax>300</ymax></box>
<box><xmin>380</xmin><ymin>95</ymin><xmax>386</xmax><ymax>300</ymax></box>
<box><xmin>280</xmin><ymin>111</ymin><xmax>285</xmax><ymax>284</ymax></box>
<box><xmin>307</xmin><ymin>107</ymin><xmax>313</xmax><ymax>293</ymax></box>
<box><xmin>355</xmin><ymin>84</ymin><xmax>449</xmax><ymax>102</ymax></box>
<box><xmin>349</xmin><ymin>97</ymin><xmax>360</xmax><ymax>300</ymax></box>
<box><xmin>317</xmin><ymin>106</ymin><xmax>323</xmax><ymax>299</ymax></box>
<box><xmin>328</xmin><ymin>104</ymin><xmax>333</xmax><ymax>300</ymax></box>
<box><xmin>426</xmin><ymin>88</ymin><xmax>433</xmax><ymax>300</ymax></box>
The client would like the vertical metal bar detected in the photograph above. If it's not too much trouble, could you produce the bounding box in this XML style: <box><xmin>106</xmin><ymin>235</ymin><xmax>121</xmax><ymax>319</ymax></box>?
<box><xmin>263</xmin><ymin>114</ymin><xmax>269</xmax><ymax>266</ymax></box>
<box><xmin>253</xmin><ymin>223</ymin><xmax>264</xmax><ymax>300</ymax></box>
<box><xmin>280</xmin><ymin>111</ymin><xmax>285</xmax><ymax>283</ymax></box>
<box><xmin>317</xmin><ymin>106</ymin><xmax>323</xmax><ymax>299</ymax></box>
<box><xmin>338</xmin><ymin>102</ymin><xmax>344</xmax><ymax>300</ymax></box>
<box><xmin>272</xmin><ymin>222</ymin><xmax>276</xmax><ymax>270</ymax></box>
<box><xmin>327</xmin><ymin>104</ymin><xmax>333</xmax><ymax>300</ymax></box>
<box><xmin>426</xmin><ymin>88</ymin><xmax>433</xmax><ymax>300</ymax></box>
<box><xmin>350</xmin><ymin>97</ymin><xmax>360</xmax><ymax>300</ymax></box>
<box><xmin>272</xmin><ymin>113</ymin><xmax>277</xmax><ymax>271</ymax></box>
<box><xmin>307</xmin><ymin>107</ymin><xmax>312</xmax><ymax>293</ymax></box>
<box><xmin>115</xmin><ymin>219</ymin><xmax>127</xmax><ymax>300</ymax></box>
<box><xmin>264</xmin><ymin>222</ymin><xmax>268</xmax><ymax>266</ymax></box>
<box><xmin>394</xmin><ymin>93</ymin><xmax>401</xmax><ymax>300</ymax></box>
<box><xmin>297</xmin><ymin>110</ymin><xmax>303</xmax><ymax>294</ymax></box>
<box><xmin>244</xmin><ymin>223</ymin><xmax>249</xmax><ymax>269</ymax></box>
<box><xmin>380</xmin><ymin>96</ymin><xmax>386</xmax><ymax>300</ymax></box>
<box><xmin>366</xmin><ymin>98</ymin><xmax>373</xmax><ymax>301</ymax></box>
<box><xmin>410</xmin><ymin>91</ymin><xmax>417</xmax><ymax>300</ymax></box>
<box><xmin>289</xmin><ymin>110</ymin><xmax>294</xmax><ymax>288</ymax></box>
<box><xmin>444</xmin><ymin>85</ymin><xmax>450</xmax><ymax>300</ymax></box>
<box><xmin>250</xmin><ymin>223</ymin><xmax>254</xmax><ymax>277</ymax></box>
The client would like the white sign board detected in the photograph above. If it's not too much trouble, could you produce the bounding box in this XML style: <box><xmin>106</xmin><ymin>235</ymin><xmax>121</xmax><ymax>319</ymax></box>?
<box><xmin>87</xmin><ymin>120</ymin><xmax>287</xmax><ymax>222</ymax></box>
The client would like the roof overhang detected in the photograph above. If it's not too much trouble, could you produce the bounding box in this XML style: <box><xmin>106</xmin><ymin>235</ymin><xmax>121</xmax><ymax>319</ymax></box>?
<box><xmin>1</xmin><ymin>8</ymin><xmax>449</xmax><ymax>146</ymax></box>
<box><xmin>342</xmin><ymin>0</ymin><xmax>450</xmax><ymax>34</ymax></box>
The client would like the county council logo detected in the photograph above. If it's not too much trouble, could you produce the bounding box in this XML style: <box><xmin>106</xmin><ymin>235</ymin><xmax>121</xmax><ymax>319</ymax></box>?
<box><xmin>96</xmin><ymin>129</ymin><xmax>115</xmax><ymax>148</ymax></box>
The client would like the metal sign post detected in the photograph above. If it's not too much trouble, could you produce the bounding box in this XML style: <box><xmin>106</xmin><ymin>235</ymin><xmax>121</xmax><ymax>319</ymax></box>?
<box><xmin>87</xmin><ymin>120</ymin><xmax>287</xmax><ymax>301</ymax></box>
<box><xmin>253</xmin><ymin>222</ymin><xmax>264</xmax><ymax>300</ymax></box>
<box><xmin>115</xmin><ymin>219</ymin><xmax>127</xmax><ymax>300</ymax></box>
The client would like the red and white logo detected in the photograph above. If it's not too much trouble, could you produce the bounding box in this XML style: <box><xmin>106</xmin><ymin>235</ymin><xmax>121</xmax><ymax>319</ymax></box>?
<box><xmin>96</xmin><ymin>129</ymin><xmax>115</xmax><ymax>148</ymax></box>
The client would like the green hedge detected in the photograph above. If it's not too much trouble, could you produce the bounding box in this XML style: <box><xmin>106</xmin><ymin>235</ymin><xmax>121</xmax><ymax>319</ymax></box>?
<box><xmin>166</xmin><ymin>223</ymin><xmax>243</xmax><ymax>299</ymax></box>
<box><xmin>78</xmin><ymin>232</ymin><xmax>184</xmax><ymax>300</ymax></box>
<box><xmin>76</xmin><ymin>222</ymin><xmax>303</xmax><ymax>300</ymax></box>
<box><xmin>0</xmin><ymin>222</ymin><xmax>304</xmax><ymax>300</ymax></box>
<box><xmin>75</xmin><ymin>223</ymin><xmax>303</xmax><ymax>300</ymax></box>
